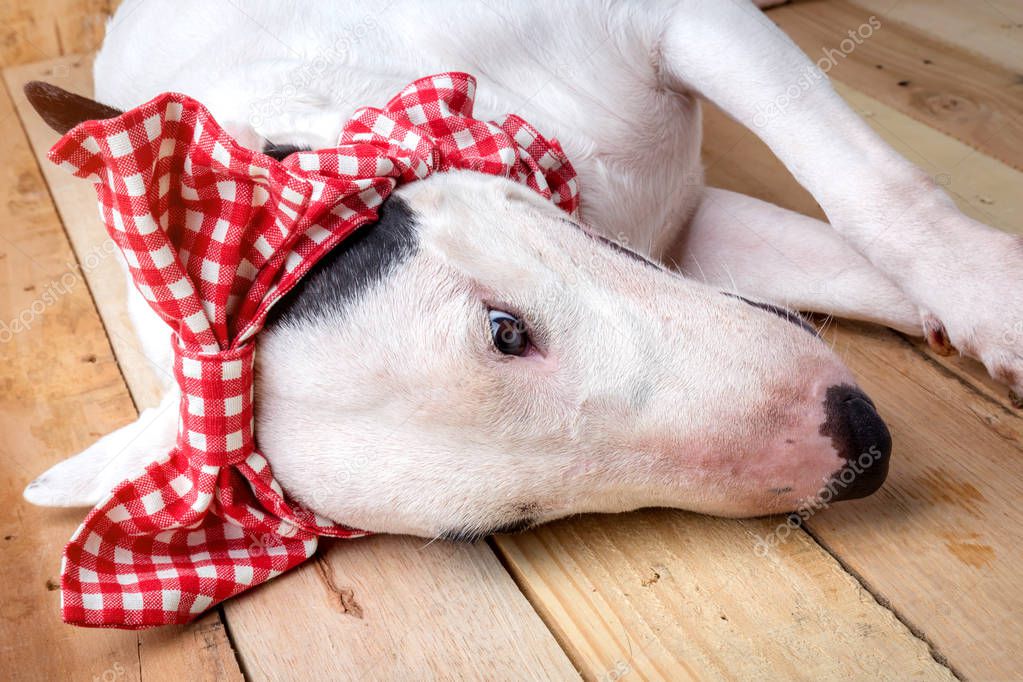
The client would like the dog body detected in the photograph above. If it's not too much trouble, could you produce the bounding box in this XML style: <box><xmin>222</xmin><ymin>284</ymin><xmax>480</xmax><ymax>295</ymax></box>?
<box><xmin>25</xmin><ymin>1</ymin><xmax>1023</xmax><ymax>540</ymax></box>
<box><xmin>95</xmin><ymin>1</ymin><xmax>704</xmax><ymax>263</ymax></box>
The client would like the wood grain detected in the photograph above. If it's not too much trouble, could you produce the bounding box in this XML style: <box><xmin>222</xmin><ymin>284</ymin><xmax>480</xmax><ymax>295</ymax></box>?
<box><xmin>0</xmin><ymin>64</ymin><xmax>241</xmax><ymax>682</ymax></box>
<box><xmin>772</xmin><ymin>0</ymin><xmax>1023</xmax><ymax>172</ymax></box>
<box><xmin>5</xmin><ymin>53</ymin><xmax>579</xmax><ymax>681</ymax></box>
<box><xmin>848</xmin><ymin>0</ymin><xmax>1023</xmax><ymax>72</ymax></box>
<box><xmin>227</xmin><ymin>535</ymin><xmax>582</xmax><ymax>680</ymax></box>
<box><xmin>701</xmin><ymin>80</ymin><xmax>1023</xmax><ymax>680</ymax></box>
<box><xmin>0</xmin><ymin>0</ymin><xmax>115</xmax><ymax>69</ymax></box>
<box><xmin>5</xmin><ymin>56</ymin><xmax>167</xmax><ymax>410</ymax></box>
<box><xmin>496</xmin><ymin>512</ymin><xmax>950</xmax><ymax>681</ymax></box>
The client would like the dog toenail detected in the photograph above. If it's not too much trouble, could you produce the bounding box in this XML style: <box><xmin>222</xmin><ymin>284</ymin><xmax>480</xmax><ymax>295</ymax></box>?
<box><xmin>924</xmin><ymin>317</ymin><xmax>954</xmax><ymax>355</ymax></box>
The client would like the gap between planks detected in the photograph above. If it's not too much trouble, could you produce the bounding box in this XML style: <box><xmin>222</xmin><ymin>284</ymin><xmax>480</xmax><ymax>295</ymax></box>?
<box><xmin>773</xmin><ymin>0</ymin><xmax>1023</xmax><ymax>173</ymax></box>
<box><xmin>798</xmin><ymin>521</ymin><xmax>965</xmax><ymax>680</ymax></box>
<box><xmin>700</xmin><ymin>66</ymin><xmax>1023</xmax><ymax>681</ymax></box>
<box><xmin>0</xmin><ymin>67</ymin><xmax>243</xmax><ymax>682</ymax></box>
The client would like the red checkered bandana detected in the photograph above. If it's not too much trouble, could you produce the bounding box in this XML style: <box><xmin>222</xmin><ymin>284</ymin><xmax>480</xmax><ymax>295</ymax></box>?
<box><xmin>48</xmin><ymin>72</ymin><xmax>579</xmax><ymax>628</ymax></box>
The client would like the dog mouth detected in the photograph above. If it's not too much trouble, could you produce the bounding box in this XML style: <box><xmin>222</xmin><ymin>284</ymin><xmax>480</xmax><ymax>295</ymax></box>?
<box><xmin>440</xmin><ymin>516</ymin><xmax>538</xmax><ymax>543</ymax></box>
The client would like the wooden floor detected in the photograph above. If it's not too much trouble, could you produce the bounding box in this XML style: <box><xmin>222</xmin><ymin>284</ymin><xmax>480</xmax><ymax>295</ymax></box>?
<box><xmin>2</xmin><ymin>1</ymin><xmax>1021</xmax><ymax>679</ymax></box>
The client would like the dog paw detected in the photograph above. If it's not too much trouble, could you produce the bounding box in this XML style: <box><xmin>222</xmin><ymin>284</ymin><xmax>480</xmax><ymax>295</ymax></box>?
<box><xmin>920</xmin><ymin>308</ymin><xmax>1023</xmax><ymax>404</ymax></box>
<box><xmin>906</xmin><ymin>218</ymin><xmax>1023</xmax><ymax>403</ymax></box>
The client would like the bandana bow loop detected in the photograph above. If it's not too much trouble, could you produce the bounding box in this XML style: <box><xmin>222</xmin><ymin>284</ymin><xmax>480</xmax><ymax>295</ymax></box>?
<box><xmin>340</xmin><ymin>75</ymin><xmax>576</xmax><ymax>208</ymax></box>
<box><xmin>47</xmin><ymin>72</ymin><xmax>578</xmax><ymax>628</ymax></box>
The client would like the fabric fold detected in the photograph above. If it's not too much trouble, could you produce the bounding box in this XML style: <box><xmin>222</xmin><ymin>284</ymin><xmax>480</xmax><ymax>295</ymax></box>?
<box><xmin>50</xmin><ymin>72</ymin><xmax>578</xmax><ymax>628</ymax></box>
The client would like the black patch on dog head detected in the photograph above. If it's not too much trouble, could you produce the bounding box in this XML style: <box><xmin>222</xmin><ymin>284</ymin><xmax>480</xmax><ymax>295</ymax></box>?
<box><xmin>726</xmin><ymin>294</ymin><xmax>816</xmax><ymax>336</ymax></box>
<box><xmin>265</xmin><ymin>196</ymin><xmax>420</xmax><ymax>328</ymax></box>
<box><xmin>261</xmin><ymin>142</ymin><xmax>310</xmax><ymax>161</ymax></box>
<box><xmin>559</xmin><ymin>218</ymin><xmax>663</xmax><ymax>270</ymax></box>
<box><xmin>592</xmin><ymin>233</ymin><xmax>662</xmax><ymax>269</ymax></box>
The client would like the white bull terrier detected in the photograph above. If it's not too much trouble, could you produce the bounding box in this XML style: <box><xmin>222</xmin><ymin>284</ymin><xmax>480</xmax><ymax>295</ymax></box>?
<box><xmin>23</xmin><ymin>0</ymin><xmax>1022</xmax><ymax>542</ymax></box>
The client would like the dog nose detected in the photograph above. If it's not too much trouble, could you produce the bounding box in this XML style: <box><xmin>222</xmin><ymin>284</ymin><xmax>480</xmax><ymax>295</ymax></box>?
<box><xmin>821</xmin><ymin>384</ymin><xmax>892</xmax><ymax>501</ymax></box>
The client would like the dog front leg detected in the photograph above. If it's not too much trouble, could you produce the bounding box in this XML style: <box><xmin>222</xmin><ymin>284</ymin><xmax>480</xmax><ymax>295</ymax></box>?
<box><xmin>675</xmin><ymin>188</ymin><xmax>919</xmax><ymax>333</ymax></box>
<box><xmin>24</xmin><ymin>389</ymin><xmax>179</xmax><ymax>507</ymax></box>
<box><xmin>661</xmin><ymin>1</ymin><xmax>1023</xmax><ymax>399</ymax></box>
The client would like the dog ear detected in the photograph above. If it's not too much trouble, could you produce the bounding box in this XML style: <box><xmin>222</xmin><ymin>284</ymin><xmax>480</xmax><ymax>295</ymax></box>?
<box><xmin>23</xmin><ymin>80</ymin><xmax>122</xmax><ymax>135</ymax></box>
<box><xmin>23</xmin><ymin>394</ymin><xmax>178</xmax><ymax>507</ymax></box>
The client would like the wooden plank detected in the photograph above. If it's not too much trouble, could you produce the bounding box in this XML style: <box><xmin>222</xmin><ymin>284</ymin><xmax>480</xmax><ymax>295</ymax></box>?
<box><xmin>706</xmin><ymin>80</ymin><xmax>1023</xmax><ymax>237</ymax></box>
<box><xmin>6</xmin><ymin>55</ymin><xmax>189</xmax><ymax>410</ymax></box>
<box><xmin>812</xmin><ymin>320</ymin><xmax>1023</xmax><ymax>680</ymax></box>
<box><xmin>0</xmin><ymin>0</ymin><xmax>115</xmax><ymax>69</ymax></box>
<box><xmin>772</xmin><ymin>0</ymin><xmax>1023</xmax><ymax>172</ymax></box>
<box><xmin>227</xmin><ymin>535</ymin><xmax>581</xmax><ymax>680</ymax></box>
<box><xmin>0</xmin><ymin>67</ymin><xmax>241</xmax><ymax>682</ymax></box>
<box><xmin>700</xmin><ymin>77</ymin><xmax>1023</xmax><ymax>679</ymax></box>
<box><xmin>8</xmin><ymin>54</ymin><xmax>579</xmax><ymax>681</ymax></box>
<box><xmin>848</xmin><ymin>0</ymin><xmax>1023</xmax><ymax>72</ymax></box>
<box><xmin>496</xmin><ymin>512</ymin><xmax>950</xmax><ymax>681</ymax></box>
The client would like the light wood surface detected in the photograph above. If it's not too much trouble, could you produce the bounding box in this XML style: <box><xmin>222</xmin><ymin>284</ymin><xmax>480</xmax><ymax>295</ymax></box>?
<box><xmin>849</xmin><ymin>0</ymin><xmax>1023</xmax><ymax>72</ymax></box>
<box><xmin>496</xmin><ymin>512</ymin><xmax>950</xmax><ymax>681</ymax></box>
<box><xmin>0</xmin><ymin>64</ymin><xmax>242</xmax><ymax>682</ymax></box>
<box><xmin>774</xmin><ymin>0</ymin><xmax>1023</xmax><ymax>172</ymax></box>
<box><xmin>4</xmin><ymin>1</ymin><xmax>1023</xmax><ymax>679</ymax></box>
<box><xmin>6</xmin><ymin>56</ymin><xmax>176</xmax><ymax>410</ymax></box>
<box><xmin>697</xmin><ymin>39</ymin><xmax>1023</xmax><ymax>679</ymax></box>
<box><xmin>227</xmin><ymin>535</ymin><xmax>581</xmax><ymax>681</ymax></box>
<box><xmin>4</xmin><ymin>54</ymin><xmax>579</xmax><ymax>682</ymax></box>
<box><xmin>0</xmin><ymin>0</ymin><xmax>115</xmax><ymax>68</ymax></box>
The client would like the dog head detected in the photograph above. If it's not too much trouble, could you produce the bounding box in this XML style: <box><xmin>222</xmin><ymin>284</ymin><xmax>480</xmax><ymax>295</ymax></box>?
<box><xmin>23</xmin><ymin>85</ymin><xmax>891</xmax><ymax>540</ymax></box>
<box><xmin>254</xmin><ymin>171</ymin><xmax>890</xmax><ymax>539</ymax></box>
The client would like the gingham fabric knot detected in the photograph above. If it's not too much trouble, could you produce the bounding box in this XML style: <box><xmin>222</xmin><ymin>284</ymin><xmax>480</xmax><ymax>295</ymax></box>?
<box><xmin>46</xmin><ymin>71</ymin><xmax>579</xmax><ymax>629</ymax></box>
<box><xmin>337</xmin><ymin>73</ymin><xmax>579</xmax><ymax>213</ymax></box>
<box><xmin>174</xmin><ymin>341</ymin><xmax>255</xmax><ymax>467</ymax></box>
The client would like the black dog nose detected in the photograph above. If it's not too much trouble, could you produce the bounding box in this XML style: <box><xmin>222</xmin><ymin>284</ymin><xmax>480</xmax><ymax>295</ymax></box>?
<box><xmin>820</xmin><ymin>384</ymin><xmax>892</xmax><ymax>501</ymax></box>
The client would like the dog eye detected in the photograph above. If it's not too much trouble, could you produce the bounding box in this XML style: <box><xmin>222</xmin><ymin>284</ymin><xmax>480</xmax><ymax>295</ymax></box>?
<box><xmin>488</xmin><ymin>309</ymin><xmax>530</xmax><ymax>356</ymax></box>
